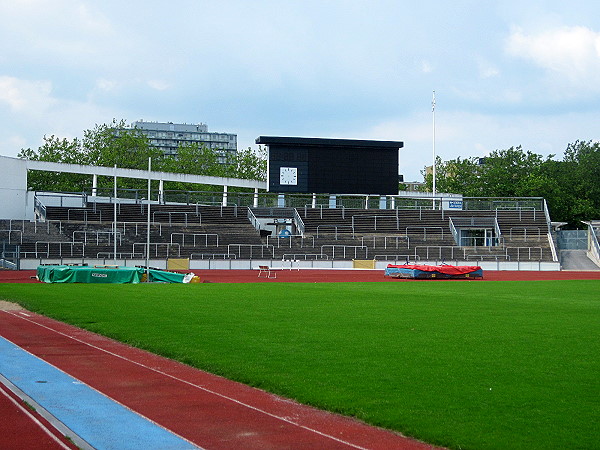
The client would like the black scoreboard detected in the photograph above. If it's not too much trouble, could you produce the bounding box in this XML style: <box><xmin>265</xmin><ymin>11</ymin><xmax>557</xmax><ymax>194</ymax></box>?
<box><xmin>256</xmin><ymin>136</ymin><xmax>403</xmax><ymax>195</ymax></box>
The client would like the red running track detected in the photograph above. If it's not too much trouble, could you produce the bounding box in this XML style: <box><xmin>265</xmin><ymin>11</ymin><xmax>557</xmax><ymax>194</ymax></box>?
<box><xmin>2</xmin><ymin>268</ymin><xmax>600</xmax><ymax>284</ymax></box>
<box><xmin>0</xmin><ymin>309</ymin><xmax>438</xmax><ymax>449</ymax></box>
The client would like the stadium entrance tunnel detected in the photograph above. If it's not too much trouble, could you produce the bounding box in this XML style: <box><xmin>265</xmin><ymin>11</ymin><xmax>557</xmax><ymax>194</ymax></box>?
<box><xmin>458</xmin><ymin>228</ymin><xmax>499</xmax><ymax>247</ymax></box>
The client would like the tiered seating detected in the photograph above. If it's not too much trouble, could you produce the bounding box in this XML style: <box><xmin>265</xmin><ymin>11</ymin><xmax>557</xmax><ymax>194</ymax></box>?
<box><xmin>39</xmin><ymin>203</ymin><xmax>263</xmax><ymax>260</ymax></box>
<box><xmin>297</xmin><ymin>207</ymin><xmax>554</xmax><ymax>262</ymax></box>
<box><xmin>17</xmin><ymin>201</ymin><xmax>555</xmax><ymax>263</ymax></box>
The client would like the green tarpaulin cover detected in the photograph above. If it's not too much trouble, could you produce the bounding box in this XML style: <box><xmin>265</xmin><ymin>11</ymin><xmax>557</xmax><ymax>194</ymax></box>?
<box><xmin>148</xmin><ymin>269</ymin><xmax>186</xmax><ymax>283</ymax></box>
<box><xmin>37</xmin><ymin>265</ymin><xmax>145</xmax><ymax>284</ymax></box>
<box><xmin>37</xmin><ymin>266</ymin><xmax>187</xmax><ymax>284</ymax></box>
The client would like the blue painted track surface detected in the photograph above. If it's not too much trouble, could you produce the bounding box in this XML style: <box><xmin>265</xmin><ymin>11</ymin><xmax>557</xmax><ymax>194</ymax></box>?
<box><xmin>0</xmin><ymin>336</ymin><xmax>197</xmax><ymax>449</ymax></box>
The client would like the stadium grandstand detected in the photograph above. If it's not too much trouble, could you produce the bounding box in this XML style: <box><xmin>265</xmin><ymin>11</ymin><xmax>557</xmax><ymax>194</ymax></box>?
<box><xmin>1</xmin><ymin>152</ymin><xmax>598</xmax><ymax>272</ymax></box>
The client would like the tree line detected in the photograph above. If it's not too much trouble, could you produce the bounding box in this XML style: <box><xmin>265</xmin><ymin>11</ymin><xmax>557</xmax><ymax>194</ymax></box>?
<box><xmin>18</xmin><ymin>120</ymin><xmax>267</xmax><ymax>194</ymax></box>
<box><xmin>421</xmin><ymin>141</ymin><xmax>600</xmax><ymax>227</ymax></box>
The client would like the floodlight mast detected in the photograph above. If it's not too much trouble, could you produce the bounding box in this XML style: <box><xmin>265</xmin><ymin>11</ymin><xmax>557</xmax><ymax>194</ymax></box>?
<box><xmin>146</xmin><ymin>157</ymin><xmax>151</xmax><ymax>282</ymax></box>
<box><xmin>113</xmin><ymin>164</ymin><xmax>117</xmax><ymax>265</ymax></box>
<box><xmin>432</xmin><ymin>90</ymin><xmax>437</xmax><ymax>209</ymax></box>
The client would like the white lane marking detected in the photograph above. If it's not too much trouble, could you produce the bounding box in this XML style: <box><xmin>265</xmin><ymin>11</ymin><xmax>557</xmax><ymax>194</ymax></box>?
<box><xmin>0</xmin><ymin>383</ymin><xmax>72</xmax><ymax>450</ymax></box>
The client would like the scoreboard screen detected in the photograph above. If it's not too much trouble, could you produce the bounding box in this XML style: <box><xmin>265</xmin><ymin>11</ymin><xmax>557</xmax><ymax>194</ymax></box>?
<box><xmin>256</xmin><ymin>136</ymin><xmax>403</xmax><ymax>195</ymax></box>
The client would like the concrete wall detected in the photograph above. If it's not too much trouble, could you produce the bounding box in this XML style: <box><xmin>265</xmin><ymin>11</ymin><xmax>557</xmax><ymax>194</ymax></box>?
<box><xmin>0</xmin><ymin>156</ymin><xmax>29</xmax><ymax>220</ymax></box>
<box><xmin>19</xmin><ymin>258</ymin><xmax>561</xmax><ymax>271</ymax></box>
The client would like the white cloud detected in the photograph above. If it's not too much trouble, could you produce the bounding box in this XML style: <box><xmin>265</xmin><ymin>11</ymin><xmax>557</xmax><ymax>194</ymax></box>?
<box><xmin>0</xmin><ymin>76</ymin><xmax>54</xmax><ymax>113</ymax></box>
<box><xmin>147</xmin><ymin>80</ymin><xmax>171</xmax><ymax>91</ymax></box>
<box><xmin>478</xmin><ymin>60</ymin><xmax>500</xmax><ymax>79</ymax></box>
<box><xmin>95</xmin><ymin>79</ymin><xmax>119</xmax><ymax>92</ymax></box>
<box><xmin>0</xmin><ymin>75</ymin><xmax>127</xmax><ymax>157</ymax></box>
<box><xmin>506</xmin><ymin>25</ymin><xmax>600</xmax><ymax>88</ymax></box>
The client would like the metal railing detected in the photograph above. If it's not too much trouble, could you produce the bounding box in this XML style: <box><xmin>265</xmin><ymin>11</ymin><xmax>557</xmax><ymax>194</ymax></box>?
<box><xmin>458</xmin><ymin>236</ymin><xmax>503</xmax><ymax>247</ymax></box>
<box><xmin>170</xmin><ymin>232</ymin><xmax>219</xmax><ymax>247</ymax></box>
<box><xmin>227</xmin><ymin>244</ymin><xmax>275</xmax><ymax>259</ymax></box>
<box><xmin>465</xmin><ymin>254</ymin><xmax>510</xmax><ymax>261</ymax></box>
<box><xmin>34</xmin><ymin>195</ymin><xmax>47</xmax><ymax>222</ymax></box>
<box><xmin>351</xmin><ymin>215</ymin><xmax>396</xmax><ymax>232</ymax></box>
<box><xmin>293</xmin><ymin>208</ymin><xmax>306</xmax><ymax>236</ymax></box>
<box><xmin>151</xmin><ymin>211</ymin><xmax>200</xmax><ymax>226</ymax></box>
<box><xmin>31</xmin><ymin>242</ymin><xmax>85</xmax><ymax>258</ymax></box>
<box><xmin>190</xmin><ymin>253</ymin><xmax>237</xmax><ymax>260</ymax></box>
<box><xmin>67</xmin><ymin>208</ymin><xmax>102</xmax><ymax>223</ymax></box>
<box><xmin>1</xmin><ymin>242</ymin><xmax>20</xmax><ymax>270</ymax></box>
<box><xmin>374</xmin><ymin>254</ymin><xmax>420</xmax><ymax>262</ymax></box>
<box><xmin>320</xmin><ymin>245</ymin><xmax>368</xmax><ymax>259</ymax></box>
<box><xmin>0</xmin><ymin>229</ymin><xmax>23</xmax><ymax>244</ymax></box>
<box><xmin>302</xmin><ymin>204</ymin><xmax>347</xmax><ymax>218</ymax></box>
<box><xmin>282</xmin><ymin>253</ymin><xmax>329</xmax><ymax>260</ymax></box>
<box><xmin>360</xmin><ymin>235</ymin><xmax>410</xmax><ymax>249</ymax></box>
<box><xmin>72</xmin><ymin>230</ymin><xmax>122</xmax><ymax>245</ymax></box>
<box><xmin>132</xmin><ymin>242</ymin><xmax>181</xmax><ymax>257</ymax></box>
<box><xmin>404</xmin><ymin>226</ymin><xmax>445</xmax><ymax>240</ymax></box>
<box><xmin>96</xmin><ymin>252</ymin><xmax>144</xmax><ymax>259</ymax></box>
<box><xmin>266</xmin><ymin>235</ymin><xmax>315</xmax><ymax>248</ymax></box>
<box><xmin>247</xmin><ymin>208</ymin><xmax>260</xmax><ymax>231</ymax></box>
<box><xmin>508</xmin><ymin>227</ymin><xmax>542</xmax><ymax>241</ymax></box>
<box><xmin>510</xmin><ymin>247</ymin><xmax>543</xmax><ymax>261</ymax></box>
<box><xmin>413</xmin><ymin>246</ymin><xmax>469</xmax><ymax>260</ymax></box>
<box><xmin>586</xmin><ymin>222</ymin><xmax>600</xmax><ymax>266</ymax></box>
<box><xmin>449</xmin><ymin>218</ymin><xmax>459</xmax><ymax>245</ymax></box>
<box><xmin>316</xmin><ymin>225</ymin><xmax>354</xmax><ymax>239</ymax></box>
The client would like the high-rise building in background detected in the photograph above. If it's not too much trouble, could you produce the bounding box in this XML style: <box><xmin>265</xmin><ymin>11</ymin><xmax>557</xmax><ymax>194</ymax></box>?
<box><xmin>131</xmin><ymin>120</ymin><xmax>237</xmax><ymax>163</ymax></box>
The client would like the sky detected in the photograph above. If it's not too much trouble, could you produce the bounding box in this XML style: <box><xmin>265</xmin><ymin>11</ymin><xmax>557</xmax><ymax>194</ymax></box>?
<box><xmin>1</xmin><ymin>1</ymin><xmax>599</xmax><ymax>181</ymax></box>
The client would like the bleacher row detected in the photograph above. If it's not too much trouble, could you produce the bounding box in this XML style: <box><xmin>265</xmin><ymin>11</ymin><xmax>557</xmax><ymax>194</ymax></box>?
<box><xmin>0</xmin><ymin>202</ymin><xmax>555</xmax><ymax>262</ymax></box>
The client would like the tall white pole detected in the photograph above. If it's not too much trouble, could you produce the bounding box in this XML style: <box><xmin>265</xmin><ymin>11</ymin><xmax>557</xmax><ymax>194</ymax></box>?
<box><xmin>146</xmin><ymin>157</ymin><xmax>151</xmax><ymax>281</ymax></box>
<box><xmin>432</xmin><ymin>90</ymin><xmax>437</xmax><ymax>208</ymax></box>
<box><xmin>113</xmin><ymin>164</ymin><xmax>117</xmax><ymax>265</ymax></box>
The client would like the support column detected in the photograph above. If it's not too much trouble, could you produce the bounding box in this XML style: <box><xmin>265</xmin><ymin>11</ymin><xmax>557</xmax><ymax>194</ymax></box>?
<box><xmin>91</xmin><ymin>174</ymin><xmax>98</xmax><ymax>197</ymax></box>
<box><xmin>312</xmin><ymin>193</ymin><xmax>316</xmax><ymax>208</ymax></box>
<box><xmin>253</xmin><ymin>188</ymin><xmax>259</xmax><ymax>208</ymax></box>
<box><xmin>329</xmin><ymin>195</ymin><xmax>336</xmax><ymax>209</ymax></box>
<box><xmin>379</xmin><ymin>196</ymin><xmax>387</xmax><ymax>209</ymax></box>
<box><xmin>158</xmin><ymin>179</ymin><xmax>164</xmax><ymax>204</ymax></box>
<box><xmin>222</xmin><ymin>185</ymin><xmax>228</xmax><ymax>207</ymax></box>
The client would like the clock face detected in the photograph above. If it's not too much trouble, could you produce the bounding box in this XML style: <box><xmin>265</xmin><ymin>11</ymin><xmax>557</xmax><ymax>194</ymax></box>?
<box><xmin>279</xmin><ymin>167</ymin><xmax>298</xmax><ymax>185</ymax></box>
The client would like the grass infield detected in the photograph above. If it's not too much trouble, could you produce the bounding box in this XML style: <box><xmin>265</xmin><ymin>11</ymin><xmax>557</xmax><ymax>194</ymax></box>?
<box><xmin>1</xmin><ymin>280</ymin><xmax>599</xmax><ymax>449</ymax></box>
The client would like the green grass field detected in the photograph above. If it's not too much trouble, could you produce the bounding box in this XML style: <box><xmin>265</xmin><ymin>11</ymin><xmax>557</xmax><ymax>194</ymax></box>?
<box><xmin>1</xmin><ymin>280</ymin><xmax>599</xmax><ymax>449</ymax></box>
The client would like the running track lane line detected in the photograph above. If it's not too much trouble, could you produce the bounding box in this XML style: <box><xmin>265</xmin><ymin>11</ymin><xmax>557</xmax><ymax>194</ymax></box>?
<box><xmin>1</xmin><ymin>310</ymin><xmax>436</xmax><ymax>450</ymax></box>
<box><xmin>0</xmin><ymin>335</ymin><xmax>200</xmax><ymax>450</ymax></box>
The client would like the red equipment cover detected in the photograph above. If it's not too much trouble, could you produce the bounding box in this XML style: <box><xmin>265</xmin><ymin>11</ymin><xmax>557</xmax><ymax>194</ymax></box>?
<box><xmin>386</xmin><ymin>264</ymin><xmax>482</xmax><ymax>275</ymax></box>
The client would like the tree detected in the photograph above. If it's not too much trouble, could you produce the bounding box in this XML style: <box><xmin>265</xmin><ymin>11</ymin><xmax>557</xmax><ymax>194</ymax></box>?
<box><xmin>224</xmin><ymin>146</ymin><xmax>267</xmax><ymax>182</ymax></box>
<box><xmin>159</xmin><ymin>142</ymin><xmax>227</xmax><ymax>192</ymax></box>
<box><xmin>18</xmin><ymin>135</ymin><xmax>89</xmax><ymax>192</ymax></box>
<box><xmin>83</xmin><ymin>120</ymin><xmax>161</xmax><ymax>171</ymax></box>
<box><xmin>18</xmin><ymin>119</ymin><xmax>160</xmax><ymax>192</ymax></box>
<box><xmin>558</xmin><ymin>140</ymin><xmax>600</xmax><ymax>224</ymax></box>
<box><xmin>421</xmin><ymin>142</ymin><xmax>600</xmax><ymax>226</ymax></box>
<box><xmin>422</xmin><ymin>156</ymin><xmax>483</xmax><ymax>196</ymax></box>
